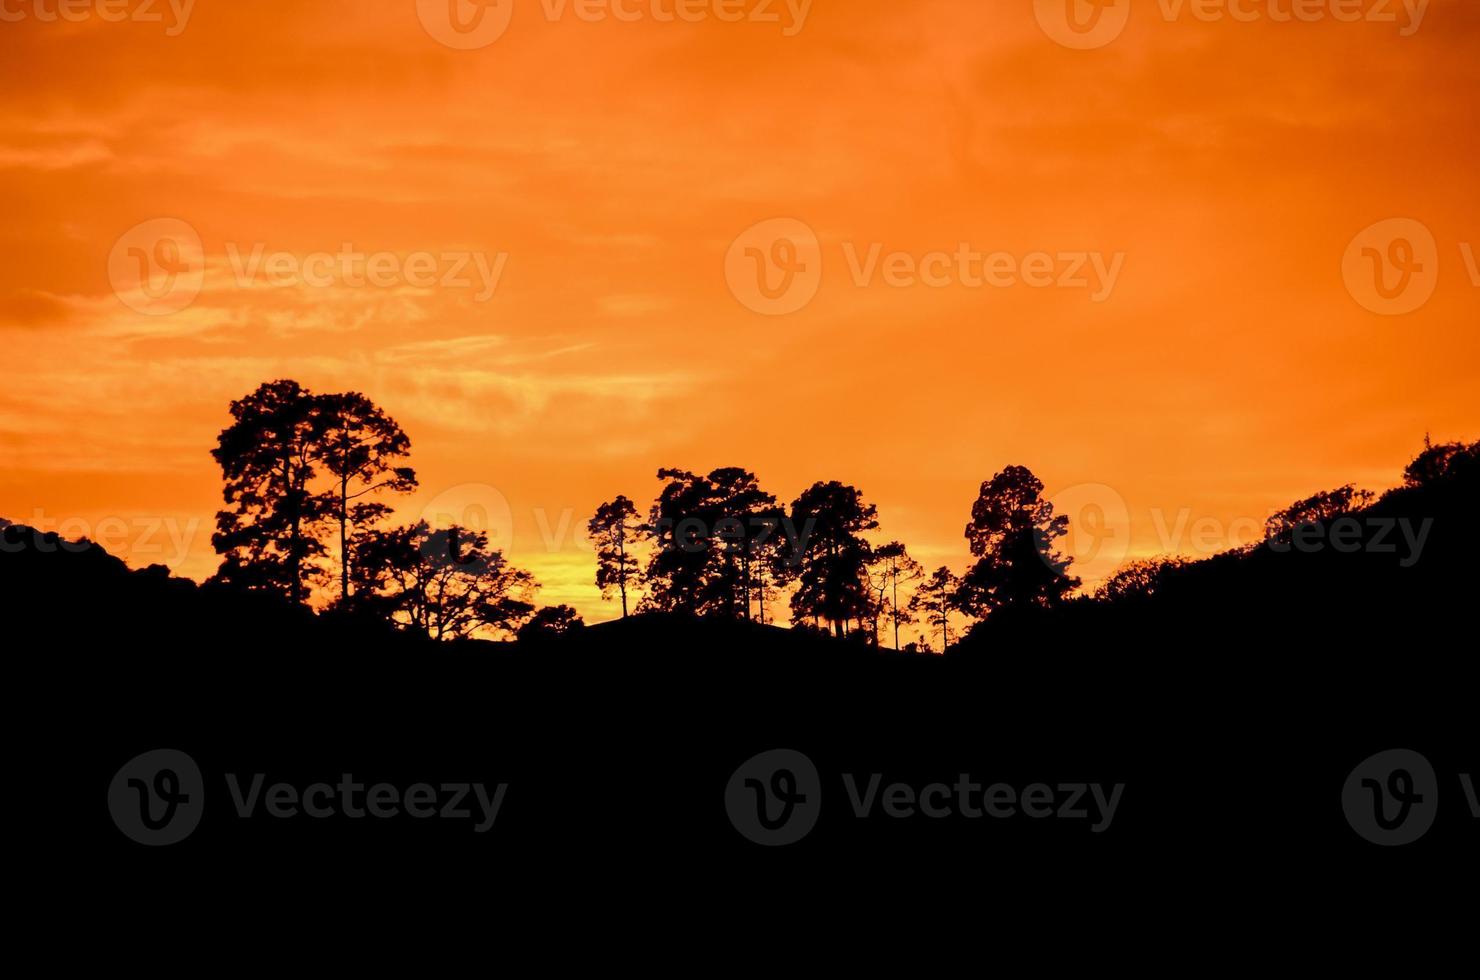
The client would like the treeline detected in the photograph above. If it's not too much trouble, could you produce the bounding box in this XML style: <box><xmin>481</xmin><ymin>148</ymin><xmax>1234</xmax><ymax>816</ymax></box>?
<box><xmin>207</xmin><ymin>380</ymin><xmax>551</xmax><ymax>642</ymax></box>
<box><xmin>586</xmin><ymin>464</ymin><xmax>1080</xmax><ymax>652</ymax></box>
<box><xmin>206</xmin><ymin>380</ymin><xmax>1085</xmax><ymax>649</ymax></box>
<box><xmin>550</xmin><ymin>434</ymin><xmax>1473</xmax><ymax>649</ymax></box>
<box><xmin>1084</xmin><ymin>436</ymin><xmax>1478</xmax><ymax>607</ymax></box>
<box><xmin>203</xmin><ymin>379</ymin><xmax>1477</xmax><ymax>651</ymax></box>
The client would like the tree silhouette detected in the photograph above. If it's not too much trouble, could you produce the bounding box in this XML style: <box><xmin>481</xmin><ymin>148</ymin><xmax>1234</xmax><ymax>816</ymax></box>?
<box><xmin>787</xmin><ymin>481</ymin><xmax>878</xmax><ymax>638</ymax></box>
<box><xmin>1094</xmin><ymin>557</ymin><xmax>1186</xmax><ymax>602</ymax></box>
<box><xmin>908</xmin><ymin>565</ymin><xmax>960</xmax><ymax>653</ymax></box>
<box><xmin>868</xmin><ymin>540</ymin><xmax>923</xmax><ymax>650</ymax></box>
<box><xmin>351</xmin><ymin>522</ymin><xmax>536</xmax><ymax>641</ymax></box>
<box><xmin>643</xmin><ymin>466</ymin><xmax>781</xmax><ymax>618</ymax></box>
<box><xmin>956</xmin><ymin>465</ymin><xmax>1079</xmax><ymax>618</ymax></box>
<box><xmin>707</xmin><ymin>467</ymin><xmax>776</xmax><ymax>620</ymax></box>
<box><xmin>644</xmin><ymin>468</ymin><xmax>718</xmax><ymax>615</ymax></box>
<box><xmin>588</xmin><ymin>495</ymin><xmax>647</xmax><ymax>617</ymax></box>
<box><xmin>315</xmin><ymin>391</ymin><xmax>417</xmax><ymax>604</ymax></box>
<box><xmin>210</xmin><ymin>379</ymin><xmax>331</xmax><ymax>605</ymax></box>
<box><xmin>518</xmin><ymin>604</ymin><xmax>585</xmax><ymax>642</ymax></box>
<box><xmin>1263</xmin><ymin>484</ymin><xmax>1374</xmax><ymax>543</ymax></box>
<box><xmin>746</xmin><ymin>503</ymin><xmax>792</xmax><ymax>626</ymax></box>
<box><xmin>1403</xmin><ymin>436</ymin><xmax>1478</xmax><ymax>488</ymax></box>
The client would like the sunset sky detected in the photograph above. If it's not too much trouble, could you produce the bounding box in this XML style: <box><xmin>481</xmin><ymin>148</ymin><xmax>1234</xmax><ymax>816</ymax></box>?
<box><xmin>2</xmin><ymin>0</ymin><xmax>1477</xmax><ymax>625</ymax></box>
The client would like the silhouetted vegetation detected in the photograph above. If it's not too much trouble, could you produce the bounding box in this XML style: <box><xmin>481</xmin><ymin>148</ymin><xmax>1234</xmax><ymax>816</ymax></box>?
<box><xmin>5</xmin><ymin>378</ymin><xmax>1475</xmax><ymax>660</ymax></box>
<box><xmin>517</xmin><ymin>605</ymin><xmax>586</xmax><ymax>643</ymax></box>
<box><xmin>956</xmin><ymin>465</ymin><xmax>1079</xmax><ymax>618</ymax></box>
<box><xmin>210</xmin><ymin>380</ymin><xmax>418</xmax><ymax>609</ymax></box>
<box><xmin>588</xmin><ymin>495</ymin><xmax>646</xmax><ymax>618</ymax></box>
<box><xmin>350</xmin><ymin>522</ymin><xmax>536</xmax><ymax>641</ymax></box>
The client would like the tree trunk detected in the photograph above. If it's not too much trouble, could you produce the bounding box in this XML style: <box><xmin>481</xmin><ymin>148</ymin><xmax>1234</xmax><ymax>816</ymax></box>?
<box><xmin>741</xmin><ymin>551</ymin><xmax>751</xmax><ymax>621</ymax></box>
<box><xmin>758</xmin><ymin>567</ymin><xmax>766</xmax><ymax>626</ymax></box>
<box><xmin>339</xmin><ymin>472</ymin><xmax>350</xmax><ymax>604</ymax></box>
<box><xmin>891</xmin><ymin>566</ymin><xmax>900</xmax><ymax>650</ymax></box>
<box><xmin>288</xmin><ymin>465</ymin><xmax>303</xmax><ymax>606</ymax></box>
<box><xmin>617</xmin><ymin>529</ymin><xmax>628</xmax><ymax>618</ymax></box>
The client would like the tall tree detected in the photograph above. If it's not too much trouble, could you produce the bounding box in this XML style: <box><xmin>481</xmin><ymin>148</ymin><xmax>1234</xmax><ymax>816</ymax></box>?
<box><xmin>787</xmin><ymin>481</ymin><xmax>879</xmax><ymax>638</ymax></box>
<box><xmin>868</xmin><ymin>541</ymin><xmax>923</xmax><ymax>650</ymax></box>
<box><xmin>644</xmin><ymin>468</ymin><xmax>717</xmax><ymax>615</ymax></box>
<box><xmin>210</xmin><ymin>379</ymin><xmax>331</xmax><ymax>605</ymax></box>
<box><xmin>708</xmin><ymin>467</ymin><xmax>776</xmax><ymax>620</ymax></box>
<box><xmin>642</xmin><ymin>466</ymin><xmax>779</xmax><ymax>618</ymax></box>
<box><xmin>315</xmin><ymin>391</ymin><xmax>417</xmax><ymax>604</ymax></box>
<box><xmin>908</xmin><ymin>565</ymin><xmax>960</xmax><ymax>654</ymax></box>
<box><xmin>588</xmin><ymin>495</ymin><xmax>646</xmax><ymax>617</ymax></box>
<box><xmin>351</xmin><ymin>522</ymin><xmax>536</xmax><ymax>641</ymax></box>
<box><xmin>746</xmin><ymin>504</ymin><xmax>792</xmax><ymax>626</ymax></box>
<box><xmin>956</xmin><ymin>465</ymin><xmax>1079</xmax><ymax>618</ymax></box>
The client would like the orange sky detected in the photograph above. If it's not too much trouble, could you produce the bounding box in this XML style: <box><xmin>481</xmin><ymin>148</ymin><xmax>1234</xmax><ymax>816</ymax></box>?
<box><xmin>2</xmin><ymin>0</ymin><xmax>1477</xmax><ymax>625</ymax></box>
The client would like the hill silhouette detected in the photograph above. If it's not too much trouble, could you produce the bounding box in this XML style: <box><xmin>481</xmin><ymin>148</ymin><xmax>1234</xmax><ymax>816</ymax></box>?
<box><xmin>954</xmin><ymin>438</ymin><xmax>1479</xmax><ymax>668</ymax></box>
<box><xmin>20</xmin><ymin>441</ymin><xmax>1477</xmax><ymax>885</ymax></box>
<box><xmin>10</xmin><ymin>435</ymin><xmax>1473</xmax><ymax>668</ymax></box>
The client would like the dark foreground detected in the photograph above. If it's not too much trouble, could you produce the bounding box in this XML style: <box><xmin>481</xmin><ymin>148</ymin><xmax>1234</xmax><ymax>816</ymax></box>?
<box><xmin>43</xmin><ymin>611</ymin><xmax>1476</xmax><ymax>917</ymax></box>
<box><xmin>15</xmin><ymin>447</ymin><xmax>1479</xmax><ymax>925</ymax></box>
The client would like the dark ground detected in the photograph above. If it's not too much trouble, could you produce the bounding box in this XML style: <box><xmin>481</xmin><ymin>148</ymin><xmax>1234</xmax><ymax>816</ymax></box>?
<box><xmin>11</xmin><ymin>455</ymin><xmax>1477</xmax><ymax>927</ymax></box>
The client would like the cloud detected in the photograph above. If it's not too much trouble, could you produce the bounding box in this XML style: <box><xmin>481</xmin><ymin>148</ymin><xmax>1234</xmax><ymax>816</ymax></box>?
<box><xmin>0</xmin><ymin>289</ymin><xmax>82</xmax><ymax>328</ymax></box>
